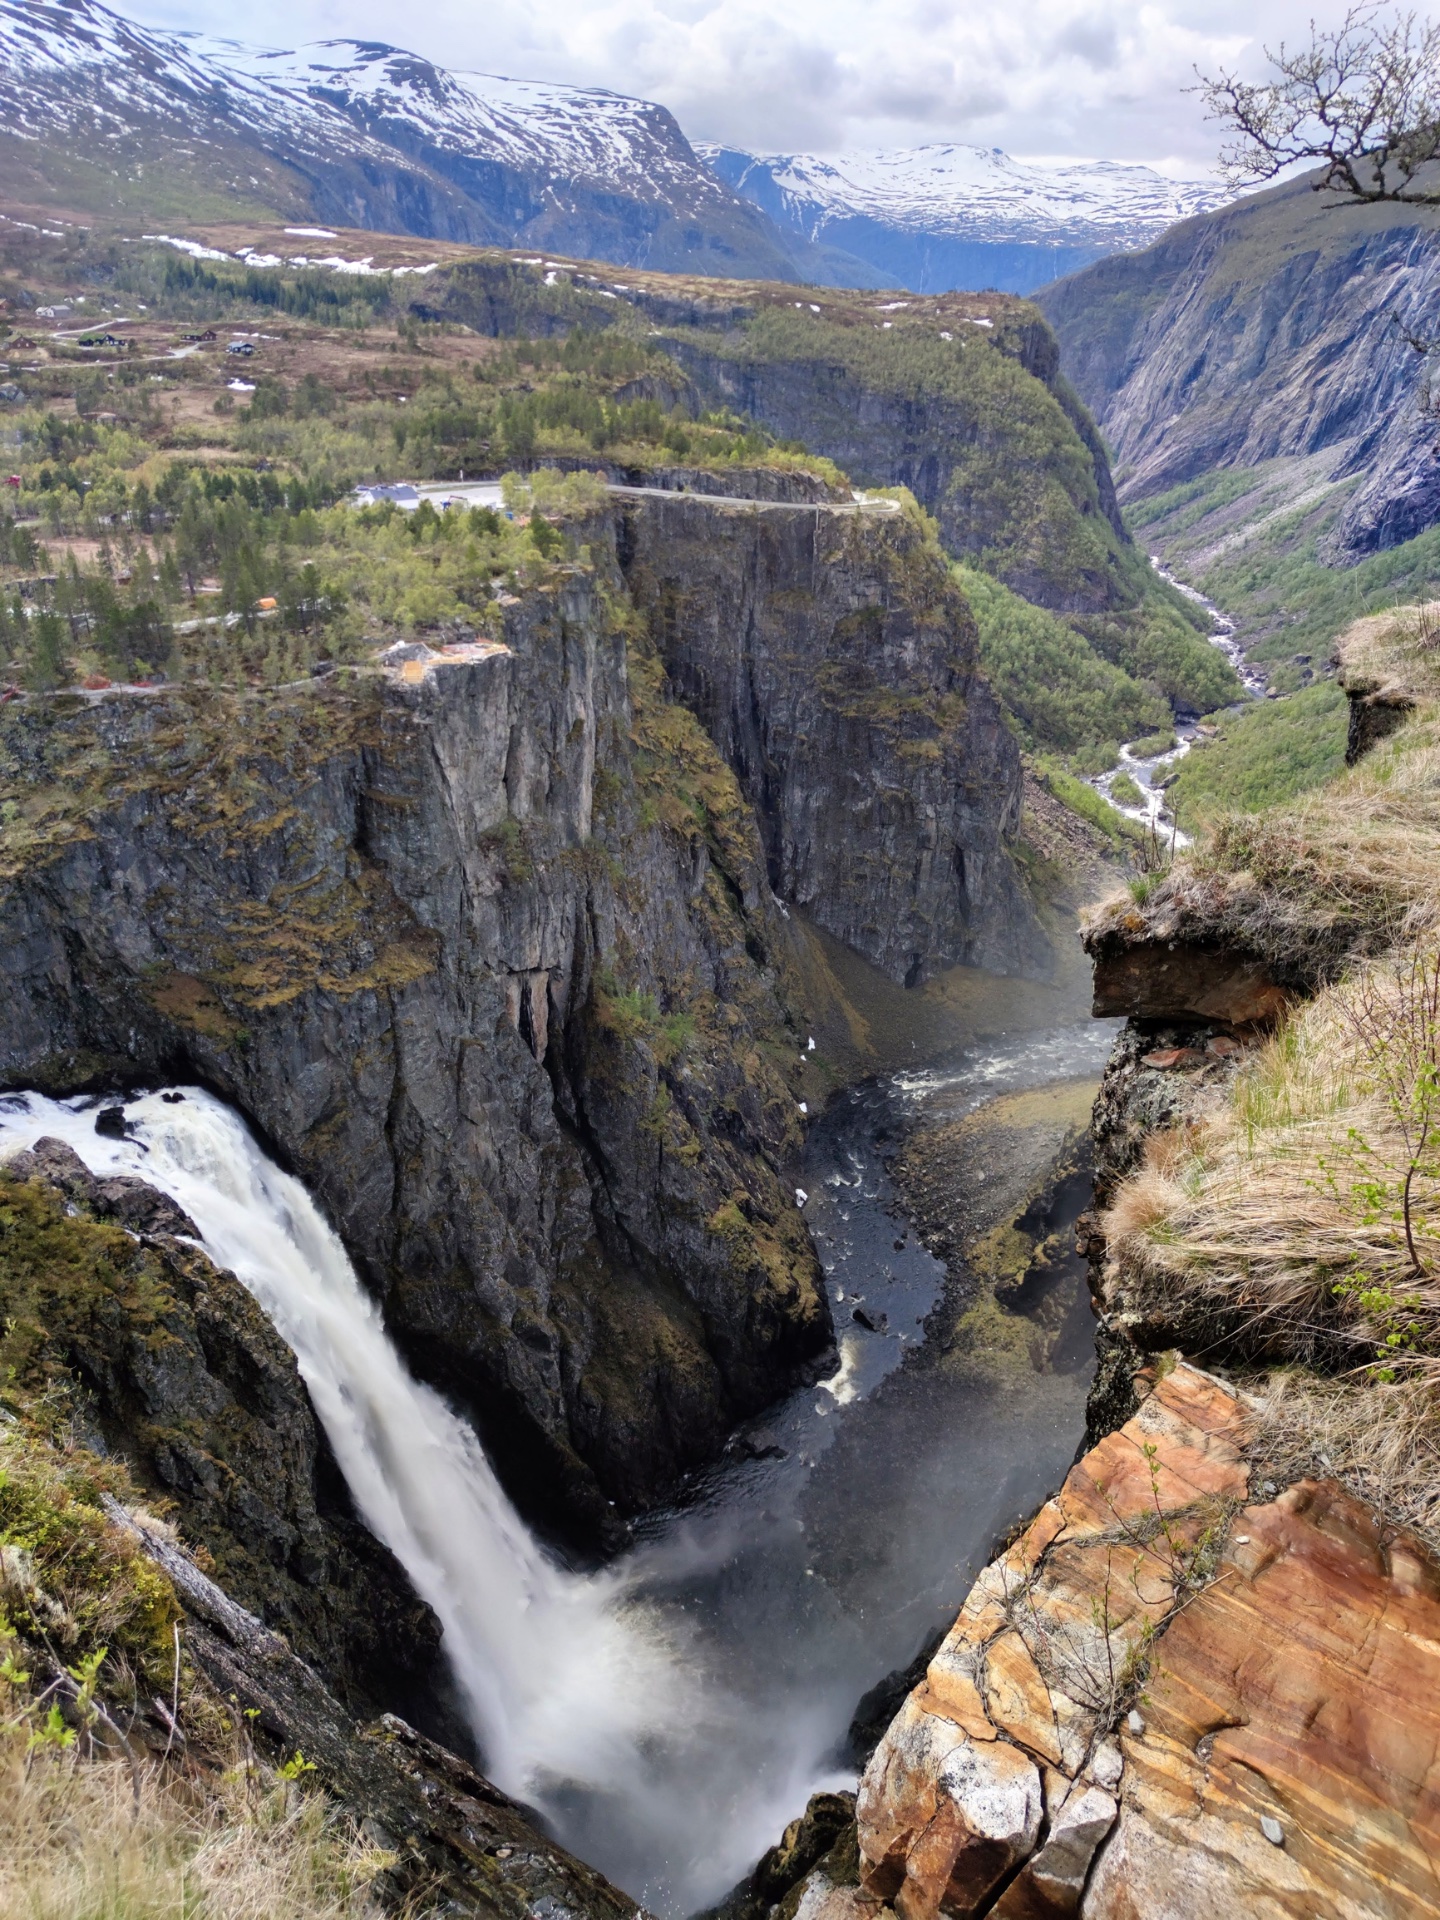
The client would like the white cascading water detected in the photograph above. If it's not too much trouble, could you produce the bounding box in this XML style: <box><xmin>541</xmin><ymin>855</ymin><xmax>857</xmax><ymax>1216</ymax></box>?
<box><xmin>0</xmin><ymin>1086</ymin><xmax>820</xmax><ymax>1911</ymax></box>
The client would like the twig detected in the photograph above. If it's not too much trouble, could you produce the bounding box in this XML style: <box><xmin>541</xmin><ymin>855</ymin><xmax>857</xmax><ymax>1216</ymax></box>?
<box><xmin>163</xmin><ymin>1622</ymin><xmax>181</xmax><ymax>1763</ymax></box>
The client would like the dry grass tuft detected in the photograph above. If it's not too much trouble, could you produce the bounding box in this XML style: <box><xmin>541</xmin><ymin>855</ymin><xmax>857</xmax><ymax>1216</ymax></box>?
<box><xmin>1338</xmin><ymin>601</ymin><xmax>1440</xmax><ymax>706</ymax></box>
<box><xmin>0</xmin><ymin>1403</ymin><xmax>403</xmax><ymax>1920</ymax></box>
<box><xmin>1095</xmin><ymin>605</ymin><xmax>1440</xmax><ymax>1548</ymax></box>
<box><xmin>0</xmin><ymin>1737</ymin><xmax>393</xmax><ymax>1920</ymax></box>
<box><xmin>1084</xmin><ymin>633</ymin><xmax>1440</xmax><ymax>984</ymax></box>
<box><xmin>1249</xmin><ymin>1368</ymin><xmax>1440</xmax><ymax>1553</ymax></box>
<box><xmin>1102</xmin><ymin>958</ymin><xmax>1440</xmax><ymax>1372</ymax></box>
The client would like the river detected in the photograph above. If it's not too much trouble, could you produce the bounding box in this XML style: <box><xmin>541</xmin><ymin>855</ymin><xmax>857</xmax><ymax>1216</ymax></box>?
<box><xmin>1087</xmin><ymin>559</ymin><xmax>1266</xmax><ymax>847</ymax></box>
<box><xmin>0</xmin><ymin>962</ymin><xmax>1119</xmax><ymax>1914</ymax></box>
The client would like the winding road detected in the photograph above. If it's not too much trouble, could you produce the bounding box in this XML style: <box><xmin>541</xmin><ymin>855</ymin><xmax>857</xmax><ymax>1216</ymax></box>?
<box><xmin>356</xmin><ymin>477</ymin><xmax>902</xmax><ymax>516</ymax></box>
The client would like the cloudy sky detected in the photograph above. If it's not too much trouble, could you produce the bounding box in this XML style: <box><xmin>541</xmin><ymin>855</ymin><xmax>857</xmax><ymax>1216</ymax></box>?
<box><xmin>137</xmin><ymin>0</ymin><xmax>1353</xmax><ymax>173</ymax></box>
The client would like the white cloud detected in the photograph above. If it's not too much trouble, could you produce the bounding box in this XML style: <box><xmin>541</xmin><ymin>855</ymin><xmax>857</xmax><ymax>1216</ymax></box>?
<box><xmin>134</xmin><ymin>0</ymin><xmax>1353</xmax><ymax>168</ymax></box>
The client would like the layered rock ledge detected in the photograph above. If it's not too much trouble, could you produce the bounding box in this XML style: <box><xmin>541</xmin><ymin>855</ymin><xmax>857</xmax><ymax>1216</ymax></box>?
<box><xmin>791</xmin><ymin>1362</ymin><xmax>1440</xmax><ymax>1920</ymax></box>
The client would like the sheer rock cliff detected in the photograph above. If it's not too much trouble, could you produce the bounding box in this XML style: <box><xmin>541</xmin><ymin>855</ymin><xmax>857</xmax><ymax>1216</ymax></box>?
<box><xmin>0</xmin><ymin>495</ymin><xmax>1043</xmax><ymax>1544</ymax></box>
<box><xmin>615</xmin><ymin>491</ymin><xmax>1047</xmax><ymax>984</ymax></box>
<box><xmin>1037</xmin><ymin>173</ymin><xmax>1440</xmax><ymax>559</ymax></box>
<box><xmin>661</xmin><ymin>324</ymin><xmax>1131</xmax><ymax>616</ymax></box>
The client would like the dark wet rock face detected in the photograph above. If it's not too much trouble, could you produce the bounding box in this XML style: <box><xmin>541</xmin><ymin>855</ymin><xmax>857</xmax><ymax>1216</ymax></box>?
<box><xmin>1344</xmin><ymin>683</ymin><xmax>1416</xmax><ymax>765</ymax></box>
<box><xmin>0</xmin><ymin>502</ymin><xmax>1042</xmax><ymax>1546</ymax></box>
<box><xmin>0</xmin><ymin>1144</ymin><xmax>459</xmax><ymax>1739</ymax></box>
<box><xmin>615</xmin><ymin>495</ymin><xmax>1048</xmax><ymax>984</ymax></box>
<box><xmin>1088</xmin><ymin>935</ymin><xmax>1287</xmax><ymax>1025</ymax></box>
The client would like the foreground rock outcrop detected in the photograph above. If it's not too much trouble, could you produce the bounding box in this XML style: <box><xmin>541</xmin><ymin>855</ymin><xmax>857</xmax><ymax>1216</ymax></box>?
<box><xmin>838</xmin><ymin>1361</ymin><xmax>1440</xmax><ymax>1918</ymax></box>
<box><xmin>1087</xmin><ymin>1474</ymin><xmax>1440</xmax><ymax>1918</ymax></box>
<box><xmin>1086</xmin><ymin>933</ymin><xmax>1287</xmax><ymax>1027</ymax></box>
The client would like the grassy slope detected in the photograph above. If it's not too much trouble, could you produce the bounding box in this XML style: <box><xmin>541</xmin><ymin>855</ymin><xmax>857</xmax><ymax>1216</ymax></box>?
<box><xmin>1092</xmin><ymin>608</ymin><xmax>1440</xmax><ymax>1547</ymax></box>
<box><xmin>1137</xmin><ymin>467</ymin><xmax>1440</xmax><ymax>677</ymax></box>
<box><xmin>0</xmin><ymin>1175</ymin><xmax>386</xmax><ymax>1919</ymax></box>
<box><xmin>1124</xmin><ymin>457</ymin><xmax>1440</xmax><ymax>824</ymax></box>
<box><xmin>0</xmin><ymin>127</ymin><xmax>311</xmax><ymax>230</ymax></box>
<box><xmin>1169</xmin><ymin>680</ymin><xmax>1350</xmax><ymax>829</ymax></box>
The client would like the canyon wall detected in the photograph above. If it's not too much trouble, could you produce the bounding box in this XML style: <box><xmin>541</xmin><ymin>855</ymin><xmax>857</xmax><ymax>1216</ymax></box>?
<box><xmin>0</xmin><ymin>496</ymin><xmax>1042</xmax><ymax>1544</ymax></box>
<box><xmin>615</xmin><ymin>492</ymin><xmax>1047</xmax><ymax>984</ymax></box>
<box><xmin>662</xmin><ymin>322</ymin><xmax>1132</xmax><ymax>617</ymax></box>
<box><xmin>1037</xmin><ymin>174</ymin><xmax>1440</xmax><ymax>558</ymax></box>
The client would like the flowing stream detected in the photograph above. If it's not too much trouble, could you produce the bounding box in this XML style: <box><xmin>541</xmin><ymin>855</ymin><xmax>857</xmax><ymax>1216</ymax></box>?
<box><xmin>0</xmin><ymin>1010</ymin><xmax>1115</xmax><ymax>1914</ymax></box>
<box><xmin>1087</xmin><ymin>559</ymin><xmax>1265</xmax><ymax>847</ymax></box>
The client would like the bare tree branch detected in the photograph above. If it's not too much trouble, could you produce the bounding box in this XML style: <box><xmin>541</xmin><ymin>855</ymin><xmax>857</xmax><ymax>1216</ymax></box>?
<box><xmin>1197</xmin><ymin>5</ymin><xmax>1440</xmax><ymax>204</ymax></box>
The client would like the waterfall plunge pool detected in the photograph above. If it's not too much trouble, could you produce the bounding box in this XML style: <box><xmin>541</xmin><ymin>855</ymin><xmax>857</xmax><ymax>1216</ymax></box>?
<box><xmin>0</xmin><ymin>1015</ymin><xmax>1117</xmax><ymax>1915</ymax></box>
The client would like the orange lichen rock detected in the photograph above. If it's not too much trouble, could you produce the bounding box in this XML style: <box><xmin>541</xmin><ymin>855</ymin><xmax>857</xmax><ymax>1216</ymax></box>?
<box><xmin>1087</xmin><ymin>1476</ymin><xmax>1440</xmax><ymax>1919</ymax></box>
<box><xmin>856</xmin><ymin>1363</ymin><xmax>1249</xmax><ymax>1919</ymax></box>
<box><xmin>854</xmin><ymin>1362</ymin><xmax>1440</xmax><ymax>1917</ymax></box>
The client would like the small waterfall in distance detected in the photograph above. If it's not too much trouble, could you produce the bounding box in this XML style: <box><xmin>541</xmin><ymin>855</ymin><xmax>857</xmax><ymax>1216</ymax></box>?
<box><xmin>0</xmin><ymin>1086</ymin><xmax>833</xmax><ymax>1914</ymax></box>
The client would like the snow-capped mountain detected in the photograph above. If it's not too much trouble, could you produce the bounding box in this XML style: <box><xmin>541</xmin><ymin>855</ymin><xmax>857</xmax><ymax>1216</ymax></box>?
<box><xmin>0</xmin><ymin>0</ymin><xmax>802</xmax><ymax>279</ymax></box>
<box><xmin>0</xmin><ymin>0</ymin><xmax>1232</xmax><ymax>294</ymax></box>
<box><xmin>702</xmin><ymin>143</ymin><xmax>1233</xmax><ymax>295</ymax></box>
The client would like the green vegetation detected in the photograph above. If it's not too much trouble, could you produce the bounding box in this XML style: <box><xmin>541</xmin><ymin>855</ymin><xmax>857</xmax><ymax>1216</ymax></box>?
<box><xmin>1205</xmin><ymin>513</ymin><xmax>1440</xmax><ymax>674</ymax></box>
<box><xmin>1071</xmin><ymin>583</ymin><xmax>1240</xmax><ymax>717</ymax></box>
<box><xmin>1126</xmin><ymin>469</ymin><xmax>1263</xmax><ymax>534</ymax></box>
<box><xmin>1169</xmin><ymin>681</ymin><xmax>1349</xmax><ymax>827</ymax></box>
<box><xmin>0</xmin><ymin>421</ymin><xmax>814</xmax><ymax>694</ymax></box>
<box><xmin>955</xmin><ymin>564</ymin><xmax>1167</xmax><ymax>769</ymax></box>
<box><xmin>127</xmin><ymin>252</ymin><xmax>395</xmax><ymax>329</ymax></box>
<box><xmin>0</xmin><ymin>474</ymin><xmax>561</xmax><ymax>686</ymax></box>
<box><xmin>0</xmin><ymin>244</ymin><xmax>855</xmax><ymax>692</ymax></box>
<box><xmin>1110</xmin><ymin>770</ymin><xmax>1145</xmax><ymax>807</ymax></box>
<box><xmin>0</xmin><ymin>1433</ymin><xmax>390</xmax><ymax>1919</ymax></box>
<box><xmin>0</xmin><ymin>238</ymin><xmax>1241</xmax><ymax>762</ymax></box>
<box><xmin>1033</xmin><ymin>760</ymin><xmax>1142</xmax><ymax>849</ymax></box>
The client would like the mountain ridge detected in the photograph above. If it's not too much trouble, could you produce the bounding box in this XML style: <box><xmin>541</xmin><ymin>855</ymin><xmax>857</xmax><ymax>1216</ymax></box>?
<box><xmin>702</xmin><ymin>141</ymin><xmax>1232</xmax><ymax>296</ymax></box>
<box><xmin>3</xmin><ymin>0</ymin><xmax>1234</xmax><ymax>296</ymax></box>
<box><xmin>0</xmin><ymin>0</ymin><xmax>807</xmax><ymax>278</ymax></box>
<box><xmin>1036</xmin><ymin>172</ymin><xmax>1440</xmax><ymax>558</ymax></box>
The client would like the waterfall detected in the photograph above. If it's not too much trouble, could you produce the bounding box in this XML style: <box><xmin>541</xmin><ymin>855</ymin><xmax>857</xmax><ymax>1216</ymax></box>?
<box><xmin>0</xmin><ymin>1086</ymin><xmax>795</xmax><ymax>1911</ymax></box>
